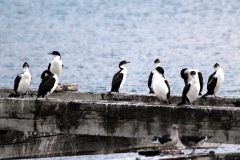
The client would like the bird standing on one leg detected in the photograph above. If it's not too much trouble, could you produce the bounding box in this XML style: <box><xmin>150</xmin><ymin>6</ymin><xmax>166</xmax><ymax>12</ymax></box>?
<box><xmin>177</xmin><ymin>71</ymin><xmax>200</xmax><ymax>106</ymax></box>
<box><xmin>201</xmin><ymin>63</ymin><xmax>224</xmax><ymax>98</ymax></box>
<box><xmin>106</xmin><ymin>60</ymin><xmax>130</xmax><ymax>101</ymax></box>
<box><xmin>10</xmin><ymin>62</ymin><xmax>31</xmax><ymax>98</ymax></box>
<box><xmin>36</xmin><ymin>70</ymin><xmax>59</xmax><ymax>100</ymax></box>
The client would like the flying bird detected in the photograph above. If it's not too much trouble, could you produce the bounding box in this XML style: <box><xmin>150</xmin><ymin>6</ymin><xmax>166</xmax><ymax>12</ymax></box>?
<box><xmin>152</xmin><ymin>125</ymin><xmax>180</xmax><ymax>155</ymax></box>
<box><xmin>36</xmin><ymin>70</ymin><xmax>59</xmax><ymax>100</ymax></box>
<box><xmin>177</xmin><ymin>71</ymin><xmax>200</xmax><ymax>106</ymax></box>
<box><xmin>181</xmin><ymin>68</ymin><xmax>203</xmax><ymax>95</ymax></box>
<box><xmin>202</xmin><ymin>63</ymin><xmax>224</xmax><ymax>98</ymax></box>
<box><xmin>48</xmin><ymin>51</ymin><xmax>63</xmax><ymax>79</ymax></box>
<box><xmin>180</xmin><ymin>136</ymin><xmax>212</xmax><ymax>155</ymax></box>
<box><xmin>10</xmin><ymin>62</ymin><xmax>31</xmax><ymax>98</ymax></box>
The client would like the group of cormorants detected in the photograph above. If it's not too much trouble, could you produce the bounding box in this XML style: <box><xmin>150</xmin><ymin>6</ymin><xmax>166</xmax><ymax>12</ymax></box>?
<box><xmin>9</xmin><ymin>54</ymin><xmax>224</xmax><ymax>106</ymax></box>
<box><xmin>9</xmin><ymin>51</ymin><xmax>63</xmax><ymax>100</ymax></box>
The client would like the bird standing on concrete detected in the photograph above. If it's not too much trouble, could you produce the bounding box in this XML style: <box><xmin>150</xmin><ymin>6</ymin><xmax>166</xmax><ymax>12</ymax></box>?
<box><xmin>148</xmin><ymin>58</ymin><xmax>163</xmax><ymax>93</ymax></box>
<box><xmin>180</xmin><ymin>136</ymin><xmax>212</xmax><ymax>155</ymax></box>
<box><xmin>152</xmin><ymin>125</ymin><xmax>180</xmax><ymax>155</ymax></box>
<box><xmin>106</xmin><ymin>60</ymin><xmax>130</xmax><ymax>100</ymax></box>
<box><xmin>177</xmin><ymin>71</ymin><xmax>200</xmax><ymax>106</ymax></box>
<box><xmin>10</xmin><ymin>62</ymin><xmax>31</xmax><ymax>98</ymax></box>
<box><xmin>181</xmin><ymin>68</ymin><xmax>203</xmax><ymax>95</ymax></box>
<box><xmin>36</xmin><ymin>70</ymin><xmax>59</xmax><ymax>100</ymax></box>
<box><xmin>152</xmin><ymin>66</ymin><xmax>171</xmax><ymax>104</ymax></box>
<box><xmin>48</xmin><ymin>51</ymin><xmax>63</xmax><ymax>79</ymax></box>
<box><xmin>202</xmin><ymin>63</ymin><xmax>224</xmax><ymax>98</ymax></box>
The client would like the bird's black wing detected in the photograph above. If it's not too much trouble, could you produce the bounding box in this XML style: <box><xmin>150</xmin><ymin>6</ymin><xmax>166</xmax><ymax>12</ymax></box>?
<box><xmin>165</xmin><ymin>79</ymin><xmax>171</xmax><ymax>99</ymax></box>
<box><xmin>37</xmin><ymin>75</ymin><xmax>56</xmax><ymax>97</ymax></box>
<box><xmin>198</xmin><ymin>72</ymin><xmax>204</xmax><ymax>95</ymax></box>
<box><xmin>180</xmin><ymin>136</ymin><xmax>207</xmax><ymax>146</ymax></box>
<box><xmin>159</xmin><ymin>134</ymin><xmax>172</xmax><ymax>144</ymax></box>
<box><xmin>14</xmin><ymin>74</ymin><xmax>22</xmax><ymax>93</ymax></box>
<box><xmin>181</xmin><ymin>68</ymin><xmax>188</xmax><ymax>85</ymax></box>
<box><xmin>182</xmin><ymin>83</ymin><xmax>191</xmax><ymax>103</ymax></box>
<box><xmin>156</xmin><ymin>67</ymin><xmax>164</xmax><ymax>76</ymax></box>
<box><xmin>207</xmin><ymin>71</ymin><xmax>217</xmax><ymax>94</ymax></box>
<box><xmin>148</xmin><ymin>71</ymin><xmax>154</xmax><ymax>93</ymax></box>
<box><xmin>48</xmin><ymin>63</ymin><xmax>51</xmax><ymax>71</ymax></box>
<box><xmin>111</xmin><ymin>70</ymin><xmax>123</xmax><ymax>92</ymax></box>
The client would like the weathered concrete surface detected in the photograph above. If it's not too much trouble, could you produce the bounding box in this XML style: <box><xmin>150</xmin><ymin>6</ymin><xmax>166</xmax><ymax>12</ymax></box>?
<box><xmin>0</xmin><ymin>98</ymin><xmax>240</xmax><ymax>144</ymax></box>
<box><xmin>0</xmin><ymin>131</ymin><xmax>157</xmax><ymax>159</ymax></box>
<box><xmin>1</xmin><ymin>88</ymin><xmax>239</xmax><ymax>107</ymax></box>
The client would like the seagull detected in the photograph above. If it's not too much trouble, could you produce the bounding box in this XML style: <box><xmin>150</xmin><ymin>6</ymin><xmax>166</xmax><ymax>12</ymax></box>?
<box><xmin>106</xmin><ymin>60</ymin><xmax>130</xmax><ymax>100</ymax></box>
<box><xmin>48</xmin><ymin>51</ymin><xmax>63</xmax><ymax>79</ymax></box>
<box><xmin>180</xmin><ymin>136</ymin><xmax>212</xmax><ymax>155</ymax></box>
<box><xmin>180</xmin><ymin>68</ymin><xmax>203</xmax><ymax>95</ymax></box>
<box><xmin>177</xmin><ymin>71</ymin><xmax>200</xmax><ymax>106</ymax></box>
<box><xmin>36</xmin><ymin>70</ymin><xmax>59</xmax><ymax>100</ymax></box>
<box><xmin>202</xmin><ymin>63</ymin><xmax>224</xmax><ymax>98</ymax></box>
<box><xmin>10</xmin><ymin>62</ymin><xmax>31</xmax><ymax>98</ymax></box>
<box><xmin>152</xmin><ymin>125</ymin><xmax>180</xmax><ymax>155</ymax></box>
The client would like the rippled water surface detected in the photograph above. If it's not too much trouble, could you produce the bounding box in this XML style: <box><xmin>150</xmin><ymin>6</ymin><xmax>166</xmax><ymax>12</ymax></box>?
<box><xmin>1</xmin><ymin>0</ymin><xmax>240</xmax><ymax>96</ymax></box>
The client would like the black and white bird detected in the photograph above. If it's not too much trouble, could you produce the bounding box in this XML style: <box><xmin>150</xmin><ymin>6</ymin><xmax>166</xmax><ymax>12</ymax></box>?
<box><xmin>181</xmin><ymin>68</ymin><xmax>203</xmax><ymax>95</ymax></box>
<box><xmin>148</xmin><ymin>58</ymin><xmax>164</xmax><ymax>93</ymax></box>
<box><xmin>177</xmin><ymin>71</ymin><xmax>200</xmax><ymax>106</ymax></box>
<box><xmin>48</xmin><ymin>51</ymin><xmax>63</xmax><ymax>79</ymax></box>
<box><xmin>152</xmin><ymin>125</ymin><xmax>180</xmax><ymax>155</ymax></box>
<box><xmin>180</xmin><ymin>136</ymin><xmax>212</xmax><ymax>155</ymax></box>
<box><xmin>10</xmin><ymin>62</ymin><xmax>31</xmax><ymax>98</ymax></box>
<box><xmin>106</xmin><ymin>60</ymin><xmax>130</xmax><ymax>100</ymax></box>
<box><xmin>202</xmin><ymin>63</ymin><xmax>224</xmax><ymax>98</ymax></box>
<box><xmin>152</xmin><ymin>66</ymin><xmax>171</xmax><ymax>104</ymax></box>
<box><xmin>36</xmin><ymin>70</ymin><xmax>59</xmax><ymax>100</ymax></box>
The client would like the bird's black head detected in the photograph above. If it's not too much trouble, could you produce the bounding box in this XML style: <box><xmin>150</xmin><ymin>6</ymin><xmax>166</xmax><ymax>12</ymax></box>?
<box><xmin>41</xmin><ymin>70</ymin><xmax>53</xmax><ymax>79</ymax></box>
<box><xmin>154</xmin><ymin>58</ymin><xmax>160</xmax><ymax>64</ymax></box>
<box><xmin>214</xmin><ymin>63</ymin><xmax>219</xmax><ymax>68</ymax></box>
<box><xmin>23</xmin><ymin>62</ymin><xmax>29</xmax><ymax>68</ymax></box>
<box><xmin>190</xmin><ymin>71</ymin><xmax>196</xmax><ymax>76</ymax></box>
<box><xmin>48</xmin><ymin>51</ymin><xmax>61</xmax><ymax>57</ymax></box>
<box><xmin>119</xmin><ymin>60</ymin><xmax>130</xmax><ymax>69</ymax></box>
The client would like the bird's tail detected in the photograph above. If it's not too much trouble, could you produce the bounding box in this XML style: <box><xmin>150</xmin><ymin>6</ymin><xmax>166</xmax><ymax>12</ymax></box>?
<box><xmin>104</xmin><ymin>91</ymin><xmax>111</xmax><ymax>100</ymax></box>
<box><xmin>8</xmin><ymin>93</ymin><xmax>20</xmax><ymax>97</ymax></box>
<box><xmin>152</xmin><ymin>136</ymin><xmax>160</xmax><ymax>144</ymax></box>
<box><xmin>201</xmin><ymin>93</ymin><xmax>208</xmax><ymax>99</ymax></box>
<box><xmin>177</xmin><ymin>101</ymin><xmax>185</xmax><ymax>106</ymax></box>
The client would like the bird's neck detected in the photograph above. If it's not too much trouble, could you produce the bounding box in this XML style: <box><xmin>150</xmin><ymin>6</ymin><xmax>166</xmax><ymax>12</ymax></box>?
<box><xmin>171</xmin><ymin>130</ymin><xmax>178</xmax><ymax>137</ymax></box>
<box><xmin>155</xmin><ymin>63</ymin><xmax>160</xmax><ymax>67</ymax></box>
<box><xmin>54</xmin><ymin>55</ymin><xmax>61</xmax><ymax>60</ymax></box>
<box><xmin>23</xmin><ymin>68</ymin><xmax>29</xmax><ymax>73</ymax></box>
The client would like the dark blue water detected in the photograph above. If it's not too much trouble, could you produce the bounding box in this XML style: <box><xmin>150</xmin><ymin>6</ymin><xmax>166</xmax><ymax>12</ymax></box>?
<box><xmin>1</xmin><ymin>0</ymin><xmax>240</xmax><ymax>96</ymax></box>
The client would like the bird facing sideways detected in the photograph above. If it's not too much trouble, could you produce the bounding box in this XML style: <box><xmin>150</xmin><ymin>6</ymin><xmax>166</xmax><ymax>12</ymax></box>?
<box><xmin>106</xmin><ymin>60</ymin><xmax>130</xmax><ymax>100</ymax></box>
<box><xmin>152</xmin><ymin>125</ymin><xmax>180</xmax><ymax>155</ymax></box>
<box><xmin>152</xmin><ymin>66</ymin><xmax>171</xmax><ymax>104</ymax></box>
<box><xmin>181</xmin><ymin>68</ymin><xmax>203</xmax><ymax>95</ymax></box>
<box><xmin>10</xmin><ymin>62</ymin><xmax>31</xmax><ymax>98</ymax></box>
<box><xmin>48</xmin><ymin>51</ymin><xmax>63</xmax><ymax>79</ymax></box>
<box><xmin>177</xmin><ymin>71</ymin><xmax>200</xmax><ymax>106</ymax></box>
<box><xmin>180</xmin><ymin>136</ymin><xmax>212</xmax><ymax>155</ymax></box>
<box><xmin>202</xmin><ymin>63</ymin><xmax>224</xmax><ymax>98</ymax></box>
<box><xmin>36</xmin><ymin>70</ymin><xmax>59</xmax><ymax>100</ymax></box>
<box><xmin>148</xmin><ymin>58</ymin><xmax>163</xmax><ymax>94</ymax></box>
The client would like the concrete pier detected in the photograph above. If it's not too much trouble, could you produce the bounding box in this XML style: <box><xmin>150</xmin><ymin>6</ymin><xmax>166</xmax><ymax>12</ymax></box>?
<box><xmin>0</xmin><ymin>88</ymin><xmax>240</xmax><ymax>159</ymax></box>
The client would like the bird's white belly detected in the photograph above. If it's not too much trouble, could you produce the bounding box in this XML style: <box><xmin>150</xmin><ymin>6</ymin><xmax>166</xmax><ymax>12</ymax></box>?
<box><xmin>46</xmin><ymin>75</ymin><xmax>59</xmax><ymax>97</ymax></box>
<box><xmin>214</xmin><ymin>77</ymin><xmax>224</xmax><ymax>94</ymax></box>
<box><xmin>17</xmin><ymin>75</ymin><xmax>31</xmax><ymax>94</ymax></box>
<box><xmin>152</xmin><ymin>78</ymin><xmax>168</xmax><ymax>101</ymax></box>
<box><xmin>186</xmin><ymin>84</ymin><xmax>200</xmax><ymax>103</ymax></box>
<box><xmin>50</xmin><ymin>61</ymin><xmax>62</xmax><ymax>78</ymax></box>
